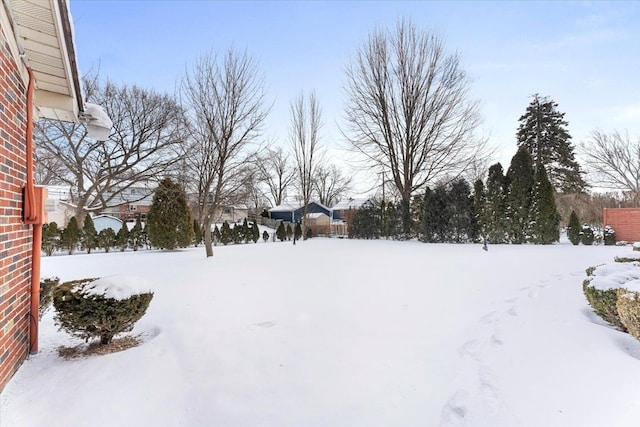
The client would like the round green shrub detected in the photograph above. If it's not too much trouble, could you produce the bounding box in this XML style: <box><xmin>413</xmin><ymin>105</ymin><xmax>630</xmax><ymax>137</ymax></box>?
<box><xmin>581</xmin><ymin>225</ymin><xmax>595</xmax><ymax>245</ymax></box>
<box><xmin>604</xmin><ymin>226</ymin><xmax>616</xmax><ymax>246</ymax></box>
<box><xmin>582</xmin><ymin>279</ymin><xmax>626</xmax><ymax>331</ymax></box>
<box><xmin>53</xmin><ymin>278</ymin><xmax>154</xmax><ymax>345</ymax></box>
<box><xmin>617</xmin><ymin>289</ymin><xmax>640</xmax><ymax>341</ymax></box>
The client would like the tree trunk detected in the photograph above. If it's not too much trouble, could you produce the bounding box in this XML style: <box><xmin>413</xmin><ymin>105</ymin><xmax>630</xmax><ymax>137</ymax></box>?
<box><xmin>204</xmin><ymin>217</ymin><xmax>213</xmax><ymax>257</ymax></box>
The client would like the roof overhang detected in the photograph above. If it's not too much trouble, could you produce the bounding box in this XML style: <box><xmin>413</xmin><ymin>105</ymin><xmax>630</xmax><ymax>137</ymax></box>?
<box><xmin>3</xmin><ymin>0</ymin><xmax>83</xmax><ymax>122</ymax></box>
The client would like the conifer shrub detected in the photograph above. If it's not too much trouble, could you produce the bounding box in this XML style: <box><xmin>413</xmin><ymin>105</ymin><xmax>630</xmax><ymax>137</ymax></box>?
<box><xmin>567</xmin><ymin>211</ymin><xmax>581</xmax><ymax>245</ymax></box>
<box><xmin>262</xmin><ymin>230</ymin><xmax>269</xmax><ymax>242</ymax></box>
<box><xmin>116</xmin><ymin>221</ymin><xmax>129</xmax><ymax>252</ymax></box>
<box><xmin>294</xmin><ymin>223</ymin><xmax>302</xmax><ymax>241</ymax></box>
<box><xmin>128</xmin><ymin>217</ymin><xmax>144</xmax><ymax>251</ymax></box>
<box><xmin>40</xmin><ymin>277</ymin><xmax>59</xmax><ymax>318</ymax></box>
<box><xmin>305</xmin><ymin>227</ymin><xmax>313</xmax><ymax>239</ymax></box>
<box><xmin>53</xmin><ymin>277</ymin><xmax>153</xmax><ymax>345</ymax></box>
<box><xmin>42</xmin><ymin>222</ymin><xmax>60</xmax><ymax>256</ymax></box>
<box><xmin>581</xmin><ymin>225</ymin><xmax>595</xmax><ymax>245</ymax></box>
<box><xmin>617</xmin><ymin>289</ymin><xmax>640</xmax><ymax>341</ymax></box>
<box><xmin>98</xmin><ymin>228</ymin><xmax>116</xmax><ymax>253</ymax></box>
<box><xmin>582</xmin><ymin>269</ymin><xmax>626</xmax><ymax>331</ymax></box>
<box><xmin>213</xmin><ymin>225</ymin><xmax>221</xmax><ymax>245</ymax></box>
<box><xmin>276</xmin><ymin>222</ymin><xmax>286</xmax><ymax>242</ymax></box>
<box><xmin>604</xmin><ymin>226</ymin><xmax>616</xmax><ymax>246</ymax></box>
<box><xmin>62</xmin><ymin>216</ymin><xmax>81</xmax><ymax>254</ymax></box>
<box><xmin>251</xmin><ymin>222</ymin><xmax>260</xmax><ymax>243</ymax></box>
<box><xmin>81</xmin><ymin>216</ymin><xmax>98</xmax><ymax>253</ymax></box>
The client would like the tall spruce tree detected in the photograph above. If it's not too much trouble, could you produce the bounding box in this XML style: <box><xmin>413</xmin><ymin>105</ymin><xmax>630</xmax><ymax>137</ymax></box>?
<box><xmin>483</xmin><ymin>163</ymin><xmax>509</xmax><ymax>244</ymax></box>
<box><xmin>420</xmin><ymin>186</ymin><xmax>450</xmax><ymax>243</ymax></box>
<box><xmin>506</xmin><ymin>146</ymin><xmax>535</xmax><ymax>244</ymax></box>
<box><xmin>349</xmin><ymin>205</ymin><xmax>380</xmax><ymax>239</ymax></box>
<box><xmin>42</xmin><ymin>222</ymin><xmax>60</xmax><ymax>256</ymax></box>
<box><xmin>98</xmin><ymin>228</ymin><xmax>116</xmax><ymax>253</ymax></box>
<box><xmin>129</xmin><ymin>217</ymin><xmax>144</xmax><ymax>251</ymax></box>
<box><xmin>472</xmin><ymin>179</ymin><xmax>486</xmax><ymax>242</ymax></box>
<box><xmin>276</xmin><ymin>222</ymin><xmax>286</xmax><ymax>242</ymax></box>
<box><xmin>62</xmin><ymin>216</ymin><xmax>80</xmax><ymax>255</ymax></box>
<box><xmin>448</xmin><ymin>178</ymin><xmax>473</xmax><ymax>243</ymax></box>
<box><xmin>81</xmin><ymin>215</ymin><xmax>97</xmax><ymax>254</ymax></box>
<box><xmin>528</xmin><ymin>164</ymin><xmax>561</xmax><ymax>244</ymax></box>
<box><xmin>567</xmin><ymin>210</ymin><xmax>581</xmax><ymax>245</ymax></box>
<box><xmin>147</xmin><ymin>178</ymin><xmax>194</xmax><ymax>250</ymax></box>
<box><xmin>116</xmin><ymin>221</ymin><xmax>129</xmax><ymax>251</ymax></box>
<box><xmin>516</xmin><ymin>94</ymin><xmax>586</xmax><ymax>193</ymax></box>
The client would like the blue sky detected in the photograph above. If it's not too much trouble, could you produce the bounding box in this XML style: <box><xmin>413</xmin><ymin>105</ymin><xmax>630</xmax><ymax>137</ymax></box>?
<box><xmin>70</xmin><ymin>0</ymin><xmax>640</xmax><ymax>194</ymax></box>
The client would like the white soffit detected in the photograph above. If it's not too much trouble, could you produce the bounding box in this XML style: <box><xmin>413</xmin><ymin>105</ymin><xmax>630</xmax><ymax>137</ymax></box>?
<box><xmin>7</xmin><ymin>0</ymin><xmax>82</xmax><ymax>122</ymax></box>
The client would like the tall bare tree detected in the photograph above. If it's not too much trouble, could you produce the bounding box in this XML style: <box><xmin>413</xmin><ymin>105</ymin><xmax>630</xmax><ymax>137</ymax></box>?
<box><xmin>312</xmin><ymin>164</ymin><xmax>352</xmax><ymax>207</ymax></box>
<box><xmin>581</xmin><ymin>130</ymin><xmax>640</xmax><ymax>201</ymax></box>
<box><xmin>256</xmin><ymin>146</ymin><xmax>295</xmax><ymax>207</ymax></box>
<box><xmin>181</xmin><ymin>48</ymin><xmax>267</xmax><ymax>257</ymax></box>
<box><xmin>35</xmin><ymin>79</ymin><xmax>184</xmax><ymax>224</ymax></box>
<box><xmin>343</xmin><ymin>19</ymin><xmax>487</xmax><ymax>233</ymax></box>
<box><xmin>290</xmin><ymin>91</ymin><xmax>322</xmax><ymax>239</ymax></box>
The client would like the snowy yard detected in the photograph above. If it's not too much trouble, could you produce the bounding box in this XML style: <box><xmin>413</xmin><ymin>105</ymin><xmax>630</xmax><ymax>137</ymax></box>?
<box><xmin>2</xmin><ymin>239</ymin><xmax>640</xmax><ymax>426</ymax></box>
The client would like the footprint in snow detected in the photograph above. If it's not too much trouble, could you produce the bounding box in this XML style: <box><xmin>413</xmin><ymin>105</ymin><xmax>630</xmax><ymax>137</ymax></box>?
<box><xmin>439</xmin><ymin>391</ymin><xmax>468</xmax><ymax>426</ymax></box>
<box><xmin>457</xmin><ymin>340</ymin><xmax>482</xmax><ymax>361</ymax></box>
<box><xmin>507</xmin><ymin>306</ymin><xmax>518</xmax><ymax>317</ymax></box>
<box><xmin>479</xmin><ymin>366</ymin><xmax>499</xmax><ymax>405</ymax></box>
<box><xmin>528</xmin><ymin>289</ymin><xmax>539</xmax><ymax>298</ymax></box>
<box><xmin>490</xmin><ymin>332</ymin><xmax>504</xmax><ymax>346</ymax></box>
<box><xmin>253</xmin><ymin>321</ymin><xmax>277</xmax><ymax>328</ymax></box>
<box><xmin>479</xmin><ymin>311</ymin><xmax>498</xmax><ymax>325</ymax></box>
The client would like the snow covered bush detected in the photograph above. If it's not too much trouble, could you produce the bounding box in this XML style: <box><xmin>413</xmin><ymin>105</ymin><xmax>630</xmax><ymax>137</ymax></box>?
<box><xmin>633</xmin><ymin>242</ymin><xmax>640</xmax><ymax>252</ymax></box>
<box><xmin>39</xmin><ymin>277</ymin><xmax>59</xmax><ymax>318</ymax></box>
<box><xmin>53</xmin><ymin>276</ymin><xmax>154</xmax><ymax>345</ymax></box>
<box><xmin>603</xmin><ymin>226</ymin><xmax>616</xmax><ymax>246</ymax></box>
<box><xmin>582</xmin><ymin>265</ymin><xmax>627</xmax><ymax>331</ymax></box>
<box><xmin>581</xmin><ymin>225</ymin><xmax>594</xmax><ymax>246</ymax></box>
<box><xmin>616</xmin><ymin>290</ymin><xmax>640</xmax><ymax>341</ymax></box>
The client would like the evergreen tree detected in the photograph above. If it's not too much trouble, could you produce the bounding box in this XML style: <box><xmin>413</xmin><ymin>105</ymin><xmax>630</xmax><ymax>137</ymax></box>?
<box><xmin>528</xmin><ymin>164</ymin><xmax>561</xmax><ymax>244</ymax></box>
<box><xmin>472</xmin><ymin>179</ymin><xmax>486</xmax><ymax>242</ymax></box>
<box><xmin>42</xmin><ymin>222</ymin><xmax>60</xmax><ymax>256</ymax></box>
<box><xmin>581</xmin><ymin>224</ymin><xmax>594</xmax><ymax>245</ymax></box>
<box><xmin>213</xmin><ymin>225</ymin><xmax>221</xmax><ymax>245</ymax></box>
<box><xmin>81</xmin><ymin>215</ymin><xmax>98</xmax><ymax>254</ymax></box>
<box><xmin>61</xmin><ymin>216</ymin><xmax>80</xmax><ymax>255</ymax></box>
<box><xmin>567</xmin><ymin>210</ymin><xmax>581</xmax><ymax>245</ymax></box>
<box><xmin>420</xmin><ymin>186</ymin><xmax>450</xmax><ymax>242</ymax></box>
<box><xmin>116</xmin><ymin>221</ymin><xmax>129</xmax><ymax>252</ymax></box>
<box><xmin>516</xmin><ymin>94</ymin><xmax>587</xmax><ymax>193</ymax></box>
<box><xmin>128</xmin><ymin>217</ymin><xmax>144</xmax><ymax>251</ymax></box>
<box><xmin>262</xmin><ymin>230</ymin><xmax>269</xmax><ymax>243</ymax></box>
<box><xmin>192</xmin><ymin>219</ymin><xmax>203</xmax><ymax>247</ymax></box>
<box><xmin>448</xmin><ymin>178</ymin><xmax>474</xmax><ymax>243</ymax></box>
<box><xmin>242</xmin><ymin>218</ymin><xmax>250</xmax><ymax>243</ymax></box>
<box><xmin>98</xmin><ymin>228</ymin><xmax>116</xmax><ymax>253</ymax></box>
<box><xmin>506</xmin><ymin>146</ymin><xmax>535</xmax><ymax>244</ymax></box>
<box><xmin>220</xmin><ymin>221</ymin><xmax>232</xmax><ymax>245</ymax></box>
<box><xmin>142</xmin><ymin>222</ymin><xmax>150</xmax><ymax>249</ymax></box>
<box><xmin>349</xmin><ymin>205</ymin><xmax>380</xmax><ymax>239</ymax></box>
<box><xmin>285</xmin><ymin>223</ymin><xmax>293</xmax><ymax>240</ymax></box>
<box><xmin>146</xmin><ymin>178</ymin><xmax>194</xmax><ymax>250</ymax></box>
<box><xmin>276</xmin><ymin>222</ymin><xmax>286</xmax><ymax>242</ymax></box>
<box><xmin>251</xmin><ymin>221</ymin><xmax>260</xmax><ymax>243</ymax></box>
<box><xmin>231</xmin><ymin>223</ymin><xmax>241</xmax><ymax>244</ymax></box>
<box><xmin>294</xmin><ymin>222</ymin><xmax>302</xmax><ymax>241</ymax></box>
<box><xmin>483</xmin><ymin>163</ymin><xmax>509</xmax><ymax>244</ymax></box>
<box><xmin>384</xmin><ymin>202</ymin><xmax>401</xmax><ymax>240</ymax></box>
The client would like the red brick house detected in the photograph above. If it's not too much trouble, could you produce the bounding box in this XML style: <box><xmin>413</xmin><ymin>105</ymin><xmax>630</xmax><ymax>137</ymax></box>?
<box><xmin>0</xmin><ymin>0</ymin><xmax>85</xmax><ymax>392</ymax></box>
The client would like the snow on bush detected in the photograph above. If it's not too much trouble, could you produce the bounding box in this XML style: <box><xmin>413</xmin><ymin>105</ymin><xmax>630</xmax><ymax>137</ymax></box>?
<box><xmin>53</xmin><ymin>276</ymin><xmax>154</xmax><ymax>345</ymax></box>
<box><xmin>617</xmin><ymin>290</ymin><xmax>640</xmax><ymax>341</ymax></box>
<box><xmin>633</xmin><ymin>242</ymin><xmax>640</xmax><ymax>251</ymax></box>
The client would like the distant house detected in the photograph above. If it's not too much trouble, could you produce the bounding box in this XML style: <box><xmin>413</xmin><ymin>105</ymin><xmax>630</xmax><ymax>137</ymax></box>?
<box><xmin>269</xmin><ymin>201</ymin><xmax>331</xmax><ymax>223</ymax></box>
<box><xmin>330</xmin><ymin>198</ymin><xmax>375</xmax><ymax>235</ymax></box>
<box><xmin>331</xmin><ymin>198</ymin><xmax>375</xmax><ymax>220</ymax></box>
<box><xmin>603</xmin><ymin>208</ymin><xmax>640</xmax><ymax>242</ymax></box>
<box><xmin>213</xmin><ymin>206</ymin><xmax>249</xmax><ymax>224</ymax></box>
<box><xmin>93</xmin><ymin>215</ymin><xmax>124</xmax><ymax>233</ymax></box>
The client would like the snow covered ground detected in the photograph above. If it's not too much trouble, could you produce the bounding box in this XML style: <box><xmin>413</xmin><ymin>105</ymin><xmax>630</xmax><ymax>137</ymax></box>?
<box><xmin>2</xmin><ymin>239</ymin><xmax>640</xmax><ymax>426</ymax></box>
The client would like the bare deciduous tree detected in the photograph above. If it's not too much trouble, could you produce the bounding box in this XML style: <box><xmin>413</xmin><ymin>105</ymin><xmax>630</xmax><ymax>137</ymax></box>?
<box><xmin>312</xmin><ymin>164</ymin><xmax>352</xmax><ymax>207</ymax></box>
<box><xmin>35</xmin><ymin>147</ymin><xmax>68</xmax><ymax>185</ymax></box>
<box><xmin>181</xmin><ymin>49</ymin><xmax>268</xmax><ymax>257</ymax></box>
<box><xmin>343</xmin><ymin>19</ymin><xmax>488</xmax><ymax>233</ymax></box>
<box><xmin>290</xmin><ymin>91</ymin><xmax>322</xmax><ymax>239</ymax></box>
<box><xmin>256</xmin><ymin>146</ymin><xmax>295</xmax><ymax>207</ymax></box>
<box><xmin>35</xmin><ymin>79</ymin><xmax>184</xmax><ymax>225</ymax></box>
<box><xmin>581</xmin><ymin>130</ymin><xmax>640</xmax><ymax>200</ymax></box>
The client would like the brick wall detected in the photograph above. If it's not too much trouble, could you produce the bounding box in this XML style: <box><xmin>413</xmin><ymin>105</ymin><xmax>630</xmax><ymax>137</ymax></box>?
<box><xmin>603</xmin><ymin>208</ymin><xmax>640</xmax><ymax>242</ymax></box>
<box><xmin>0</xmin><ymin>32</ymin><xmax>32</xmax><ymax>391</ymax></box>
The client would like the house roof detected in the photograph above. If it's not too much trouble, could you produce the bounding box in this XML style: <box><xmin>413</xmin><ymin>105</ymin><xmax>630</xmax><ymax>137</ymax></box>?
<box><xmin>269</xmin><ymin>201</ymin><xmax>331</xmax><ymax>213</ymax></box>
<box><xmin>332</xmin><ymin>198</ymin><xmax>373</xmax><ymax>210</ymax></box>
<box><xmin>3</xmin><ymin>0</ymin><xmax>83</xmax><ymax>122</ymax></box>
